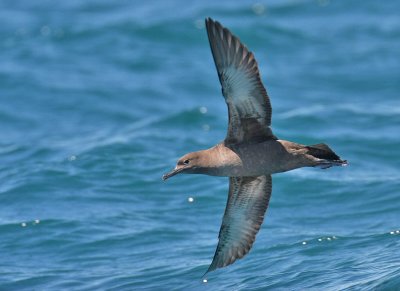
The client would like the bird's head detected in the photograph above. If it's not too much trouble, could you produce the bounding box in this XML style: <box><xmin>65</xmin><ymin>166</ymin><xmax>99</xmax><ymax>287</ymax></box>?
<box><xmin>162</xmin><ymin>151</ymin><xmax>206</xmax><ymax>181</ymax></box>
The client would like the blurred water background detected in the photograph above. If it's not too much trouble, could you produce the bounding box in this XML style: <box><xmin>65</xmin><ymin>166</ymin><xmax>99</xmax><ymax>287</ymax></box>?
<box><xmin>0</xmin><ymin>0</ymin><xmax>399</xmax><ymax>290</ymax></box>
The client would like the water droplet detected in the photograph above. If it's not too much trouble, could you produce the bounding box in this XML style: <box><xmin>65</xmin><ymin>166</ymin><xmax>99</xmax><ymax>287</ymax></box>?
<box><xmin>202</xmin><ymin>124</ymin><xmax>210</xmax><ymax>131</ymax></box>
<box><xmin>199</xmin><ymin>106</ymin><xmax>207</xmax><ymax>114</ymax></box>
<box><xmin>203</xmin><ymin>279</ymin><xmax>208</xmax><ymax>283</ymax></box>
<box><xmin>252</xmin><ymin>3</ymin><xmax>265</xmax><ymax>15</ymax></box>
<box><xmin>40</xmin><ymin>25</ymin><xmax>51</xmax><ymax>36</ymax></box>
<box><xmin>302</xmin><ymin>241</ymin><xmax>307</xmax><ymax>245</ymax></box>
<box><xmin>188</xmin><ymin>197</ymin><xmax>194</xmax><ymax>203</ymax></box>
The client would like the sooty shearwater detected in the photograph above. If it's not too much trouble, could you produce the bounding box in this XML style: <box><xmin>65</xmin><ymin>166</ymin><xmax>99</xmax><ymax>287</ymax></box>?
<box><xmin>163</xmin><ymin>18</ymin><xmax>347</xmax><ymax>274</ymax></box>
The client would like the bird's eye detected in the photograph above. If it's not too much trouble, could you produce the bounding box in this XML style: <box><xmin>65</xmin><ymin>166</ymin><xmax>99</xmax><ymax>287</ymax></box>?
<box><xmin>183</xmin><ymin>159</ymin><xmax>190</xmax><ymax>165</ymax></box>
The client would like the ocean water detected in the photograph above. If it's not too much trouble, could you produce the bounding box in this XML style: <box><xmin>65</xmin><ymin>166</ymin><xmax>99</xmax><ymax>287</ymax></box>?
<box><xmin>1</xmin><ymin>0</ymin><xmax>399</xmax><ymax>290</ymax></box>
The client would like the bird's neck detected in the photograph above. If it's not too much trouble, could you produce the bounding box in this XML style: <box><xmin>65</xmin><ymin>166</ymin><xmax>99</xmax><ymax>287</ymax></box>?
<box><xmin>197</xmin><ymin>143</ymin><xmax>242</xmax><ymax>176</ymax></box>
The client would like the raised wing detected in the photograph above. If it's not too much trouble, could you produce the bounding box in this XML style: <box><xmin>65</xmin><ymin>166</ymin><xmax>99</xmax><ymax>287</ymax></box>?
<box><xmin>205</xmin><ymin>18</ymin><xmax>275</xmax><ymax>144</ymax></box>
<box><xmin>206</xmin><ymin>175</ymin><xmax>272</xmax><ymax>274</ymax></box>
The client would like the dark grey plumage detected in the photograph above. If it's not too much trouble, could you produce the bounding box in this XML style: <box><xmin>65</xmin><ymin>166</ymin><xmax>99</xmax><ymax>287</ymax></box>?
<box><xmin>205</xmin><ymin>18</ymin><xmax>275</xmax><ymax>144</ymax></box>
<box><xmin>163</xmin><ymin>17</ymin><xmax>347</xmax><ymax>276</ymax></box>
<box><xmin>207</xmin><ymin>175</ymin><xmax>272</xmax><ymax>273</ymax></box>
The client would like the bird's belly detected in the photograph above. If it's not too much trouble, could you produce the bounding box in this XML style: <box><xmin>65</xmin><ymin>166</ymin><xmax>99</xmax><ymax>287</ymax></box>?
<box><xmin>224</xmin><ymin>141</ymin><xmax>298</xmax><ymax>176</ymax></box>
<box><xmin>239</xmin><ymin>152</ymin><xmax>287</xmax><ymax>175</ymax></box>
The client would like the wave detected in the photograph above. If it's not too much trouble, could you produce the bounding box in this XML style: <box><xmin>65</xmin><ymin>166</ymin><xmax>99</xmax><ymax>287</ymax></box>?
<box><xmin>286</xmin><ymin>167</ymin><xmax>400</xmax><ymax>183</ymax></box>
<box><xmin>278</xmin><ymin>102</ymin><xmax>400</xmax><ymax>119</ymax></box>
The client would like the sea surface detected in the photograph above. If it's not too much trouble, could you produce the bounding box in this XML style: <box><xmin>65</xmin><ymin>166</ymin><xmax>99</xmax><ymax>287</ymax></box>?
<box><xmin>0</xmin><ymin>0</ymin><xmax>399</xmax><ymax>290</ymax></box>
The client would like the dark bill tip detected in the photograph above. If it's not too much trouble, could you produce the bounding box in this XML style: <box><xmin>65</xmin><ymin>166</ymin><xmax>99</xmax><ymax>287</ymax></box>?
<box><xmin>162</xmin><ymin>167</ymin><xmax>183</xmax><ymax>181</ymax></box>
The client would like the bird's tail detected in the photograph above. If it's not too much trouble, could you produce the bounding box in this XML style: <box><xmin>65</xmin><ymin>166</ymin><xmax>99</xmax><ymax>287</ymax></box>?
<box><xmin>306</xmin><ymin>143</ymin><xmax>348</xmax><ymax>169</ymax></box>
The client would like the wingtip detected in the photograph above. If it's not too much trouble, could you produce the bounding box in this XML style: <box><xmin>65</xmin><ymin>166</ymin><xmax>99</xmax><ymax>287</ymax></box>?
<box><xmin>205</xmin><ymin>17</ymin><xmax>211</xmax><ymax>26</ymax></box>
<box><xmin>205</xmin><ymin>17</ymin><xmax>216</xmax><ymax>31</ymax></box>
<box><xmin>202</xmin><ymin>270</ymin><xmax>209</xmax><ymax>279</ymax></box>
<box><xmin>202</xmin><ymin>265</ymin><xmax>216</xmax><ymax>278</ymax></box>
<box><xmin>205</xmin><ymin>17</ymin><xmax>223</xmax><ymax>30</ymax></box>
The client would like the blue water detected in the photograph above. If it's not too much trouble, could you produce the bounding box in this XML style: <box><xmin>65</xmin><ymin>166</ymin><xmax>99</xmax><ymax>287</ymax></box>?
<box><xmin>1</xmin><ymin>0</ymin><xmax>399</xmax><ymax>290</ymax></box>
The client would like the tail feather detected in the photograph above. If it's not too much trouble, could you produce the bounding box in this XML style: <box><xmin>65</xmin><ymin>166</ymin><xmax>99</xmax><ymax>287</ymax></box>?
<box><xmin>306</xmin><ymin>143</ymin><xmax>348</xmax><ymax>169</ymax></box>
<box><xmin>306</xmin><ymin>143</ymin><xmax>341</xmax><ymax>161</ymax></box>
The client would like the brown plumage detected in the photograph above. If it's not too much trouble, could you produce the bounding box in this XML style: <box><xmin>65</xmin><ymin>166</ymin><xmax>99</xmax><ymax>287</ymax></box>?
<box><xmin>163</xmin><ymin>18</ymin><xmax>347</xmax><ymax>275</ymax></box>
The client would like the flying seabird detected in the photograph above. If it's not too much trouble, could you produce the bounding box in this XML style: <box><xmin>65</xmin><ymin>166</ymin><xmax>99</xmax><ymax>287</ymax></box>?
<box><xmin>163</xmin><ymin>18</ymin><xmax>347</xmax><ymax>274</ymax></box>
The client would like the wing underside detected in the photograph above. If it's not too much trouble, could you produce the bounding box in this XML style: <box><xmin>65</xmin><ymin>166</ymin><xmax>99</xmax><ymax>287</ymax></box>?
<box><xmin>205</xmin><ymin>18</ymin><xmax>275</xmax><ymax>144</ymax></box>
<box><xmin>206</xmin><ymin>175</ymin><xmax>272</xmax><ymax>273</ymax></box>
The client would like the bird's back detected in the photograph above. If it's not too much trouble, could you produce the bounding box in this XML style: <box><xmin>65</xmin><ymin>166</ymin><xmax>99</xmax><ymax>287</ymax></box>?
<box><xmin>207</xmin><ymin>139</ymin><xmax>314</xmax><ymax>177</ymax></box>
